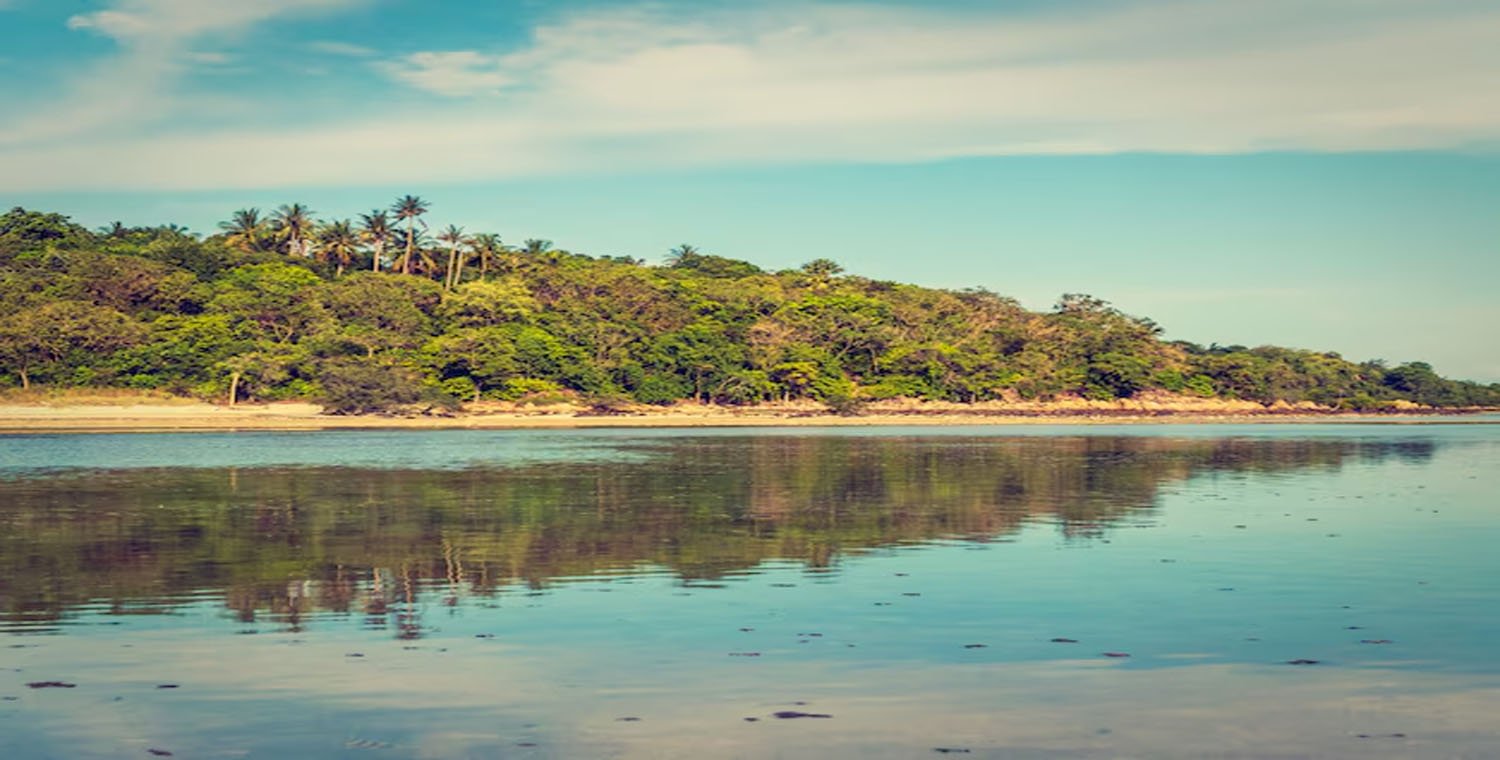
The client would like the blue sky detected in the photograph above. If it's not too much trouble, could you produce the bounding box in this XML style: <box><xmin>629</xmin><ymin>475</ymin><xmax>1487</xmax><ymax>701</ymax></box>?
<box><xmin>1</xmin><ymin>0</ymin><xmax>1497</xmax><ymax>381</ymax></box>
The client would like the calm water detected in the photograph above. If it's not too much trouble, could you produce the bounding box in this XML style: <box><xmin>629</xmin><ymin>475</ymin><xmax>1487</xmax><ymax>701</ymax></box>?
<box><xmin>1</xmin><ymin>425</ymin><xmax>1497</xmax><ymax>758</ymax></box>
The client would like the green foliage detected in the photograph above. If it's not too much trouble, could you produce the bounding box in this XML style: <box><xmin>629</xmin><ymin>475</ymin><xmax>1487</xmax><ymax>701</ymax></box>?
<box><xmin>2</xmin><ymin>205</ymin><xmax>1495</xmax><ymax>411</ymax></box>
<box><xmin>439</xmin><ymin>278</ymin><xmax>536</xmax><ymax>326</ymax></box>
<box><xmin>0</xmin><ymin>207</ymin><xmax>92</xmax><ymax>257</ymax></box>
<box><xmin>318</xmin><ymin>359</ymin><xmax>453</xmax><ymax>414</ymax></box>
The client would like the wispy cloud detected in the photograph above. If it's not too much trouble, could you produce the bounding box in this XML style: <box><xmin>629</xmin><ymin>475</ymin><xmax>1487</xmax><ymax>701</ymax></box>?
<box><xmin>308</xmin><ymin>40</ymin><xmax>375</xmax><ymax>57</ymax></box>
<box><xmin>378</xmin><ymin>51</ymin><xmax>513</xmax><ymax>97</ymax></box>
<box><xmin>0</xmin><ymin>0</ymin><xmax>362</xmax><ymax>147</ymax></box>
<box><xmin>3</xmin><ymin>0</ymin><xmax>1499</xmax><ymax>190</ymax></box>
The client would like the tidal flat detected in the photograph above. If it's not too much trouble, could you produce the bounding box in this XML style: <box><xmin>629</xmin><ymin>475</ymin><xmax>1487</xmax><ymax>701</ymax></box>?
<box><xmin>1</xmin><ymin>424</ymin><xmax>1497</xmax><ymax>758</ymax></box>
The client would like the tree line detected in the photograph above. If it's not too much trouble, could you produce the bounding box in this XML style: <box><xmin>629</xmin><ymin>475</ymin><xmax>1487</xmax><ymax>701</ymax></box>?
<box><xmin>1</xmin><ymin>203</ymin><xmax>1495</xmax><ymax>412</ymax></box>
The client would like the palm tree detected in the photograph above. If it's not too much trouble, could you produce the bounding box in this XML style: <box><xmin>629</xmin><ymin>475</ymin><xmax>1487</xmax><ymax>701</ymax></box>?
<box><xmin>391</xmin><ymin>195</ymin><xmax>430</xmax><ymax>275</ymax></box>
<box><xmin>437</xmin><ymin>224</ymin><xmax>469</xmax><ymax>290</ymax></box>
<box><xmin>319</xmin><ymin>219</ymin><xmax>359</xmax><ymax>276</ymax></box>
<box><xmin>359</xmin><ymin>210</ymin><xmax>392</xmax><ymax>272</ymax></box>
<box><xmin>521</xmin><ymin>238</ymin><xmax>551</xmax><ymax>257</ymax></box>
<box><xmin>219</xmin><ymin>208</ymin><xmax>267</xmax><ymax>254</ymax></box>
<box><xmin>799</xmin><ymin>257</ymin><xmax>844</xmax><ymax>290</ymax></box>
<box><xmin>272</xmin><ymin>204</ymin><xmax>315</xmax><ymax>258</ymax></box>
<box><xmin>101</xmin><ymin>221</ymin><xmax>129</xmax><ymax>239</ymax></box>
<box><xmin>666</xmin><ymin>243</ymin><xmax>701</xmax><ymax>268</ymax></box>
<box><xmin>405</xmin><ymin>228</ymin><xmax>439</xmax><ymax>277</ymax></box>
<box><xmin>469</xmin><ymin>233</ymin><xmax>504</xmax><ymax>278</ymax></box>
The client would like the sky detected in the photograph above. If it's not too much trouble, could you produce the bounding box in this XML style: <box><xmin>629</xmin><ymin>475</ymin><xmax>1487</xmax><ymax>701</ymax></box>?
<box><xmin>1</xmin><ymin>0</ymin><xmax>1497</xmax><ymax>381</ymax></box>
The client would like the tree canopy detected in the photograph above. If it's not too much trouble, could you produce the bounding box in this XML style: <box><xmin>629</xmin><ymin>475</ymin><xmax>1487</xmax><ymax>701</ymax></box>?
<box><xmin>1</xmin><ymin>203</ymin><xmax>1495</xmax><ymax>411</ymax></box>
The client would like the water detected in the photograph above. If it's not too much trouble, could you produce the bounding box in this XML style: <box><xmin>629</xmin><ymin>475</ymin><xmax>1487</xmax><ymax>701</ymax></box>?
<box><xmin>1</xmin><ymin>425</ymin><xmax>1496</xmax><ymax>758</ymax></box>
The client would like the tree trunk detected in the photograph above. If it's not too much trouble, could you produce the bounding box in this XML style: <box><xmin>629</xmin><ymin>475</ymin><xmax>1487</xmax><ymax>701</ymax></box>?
<box><xmin>372</xmin><ymin>242</ymin><xmax>382</xmax><ymax>272</ymax></box>
<box><xmin>403</xmin><ymin>225</ymin><xmax>415</xmax><ymax>274</ymax></box>
<box><xmin>18</xmin><ymin>368</ymin><xmax>29</xmax><ymax>390</ymax></box>
<box><xmin>228</xmin><ymin>372</ymin><xmax>240</xmax><ymax>407</ymax></box>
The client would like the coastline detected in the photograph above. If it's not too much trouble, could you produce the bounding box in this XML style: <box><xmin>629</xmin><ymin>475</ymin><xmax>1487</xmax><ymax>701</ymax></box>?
<box><xmin>0</xmin><ymin>399</ymin><xmax>1493</xmax><ymax>434</ymax></box>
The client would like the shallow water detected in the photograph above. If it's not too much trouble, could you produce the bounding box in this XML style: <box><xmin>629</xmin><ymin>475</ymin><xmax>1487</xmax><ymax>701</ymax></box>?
<box><xmin>1</xmin><ymin>425</ymin><xmax>1497</xmax><ymax>758</ymax></box>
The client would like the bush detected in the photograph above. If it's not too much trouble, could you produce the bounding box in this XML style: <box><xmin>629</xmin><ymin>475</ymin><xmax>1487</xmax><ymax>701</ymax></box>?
<box><xmin>438</xmin><ymin>376</ymin><xmax>478</xmax><ymax>403</ymax></box>
<box><xmin>319</xmin><ymin>360</ymin><xmax>454</xmax><ymax>415</ymax></box>
<box><xmin>1183</xmin><ymin>374</ymin><xmax>1216</xmax><ymax>398</ymax></box>
<box><xmin>581</xmin><ymin>394</ymin><xmax>637</xmax><ymax>416</ymax></box>
<box><xmin>1337</xmin><ymin>393</ymin><xmax>1395</xmax><ymax>413</ymax></box>
<box><xmin>823</xmin><ymin>391</ymin><xmax>866</xmax><ymax>416</ymax></box>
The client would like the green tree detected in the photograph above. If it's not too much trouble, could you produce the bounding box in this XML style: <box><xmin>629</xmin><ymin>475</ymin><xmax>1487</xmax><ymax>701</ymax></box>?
<box><xmin>437</xmin><ymin>224</ymin><xmax>469</xmax><ymax>290</ymax></box>
<box><xmin>360</xmin><ymin>210</ymin><xmax>393</xmax><ymax>273</ymax></box>
<box><xmin>208</xmin><ymin>263</ymin><xmax>327</xmax><ymax>344</ymax></box>
<box><xmin>271</xmin><ymin>204</ymin><xmax>316</xmax><ymax>259</ymax></box>
<box><xmin>0</xmin><ymin>301</ymin><xmax>142</xmax><ymax>388</ymax></box>
<box><xmin>218</xmin><ymin>208</ymin><xmax>269</xmax><ymax>254</ymax></box>
<box><xmin>318</xmin><ymin>219</ymin><xmax>360</xmax><ymax>276</ymax></box>
<box><xmin>391</xmin><ymin>195</ymin><xmax>430</xmax><ymax>275</ymax></box>
<box><xmin>439</xmin><ymin>279</ymin><xmax>537</xmax><ymax>327</ymax></box>
<box><xmin>315</xmin><ymin>273</ymin><xmax>441</xmax><ymax>357</ymax></box>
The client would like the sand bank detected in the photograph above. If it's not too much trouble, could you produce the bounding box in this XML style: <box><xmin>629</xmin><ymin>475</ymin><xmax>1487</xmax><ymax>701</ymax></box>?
<box><xmin>0</xmin><ymin>399</ymin><xmax>1491</xmax><ymax>433</ymax></box>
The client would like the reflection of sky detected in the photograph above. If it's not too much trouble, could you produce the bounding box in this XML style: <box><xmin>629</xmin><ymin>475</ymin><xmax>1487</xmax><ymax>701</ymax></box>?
<box><xmin>2</xmin><ymin>426</ymin><xmax>1498</xmax><ymax>758</ymax></box>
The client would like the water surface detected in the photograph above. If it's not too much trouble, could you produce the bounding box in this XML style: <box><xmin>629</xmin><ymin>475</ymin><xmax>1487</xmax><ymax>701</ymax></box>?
<box><xmin>1</xmin><ymin>425</ymin><xmax>1497</xmax><ymax>758</ymax></box>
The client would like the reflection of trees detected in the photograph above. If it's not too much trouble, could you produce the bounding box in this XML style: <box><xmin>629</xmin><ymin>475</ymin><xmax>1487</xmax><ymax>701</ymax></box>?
<box><xmin>0</xmin><ymin>436</ymin><xmax>1433</xmax><ymax>631</ymax></box>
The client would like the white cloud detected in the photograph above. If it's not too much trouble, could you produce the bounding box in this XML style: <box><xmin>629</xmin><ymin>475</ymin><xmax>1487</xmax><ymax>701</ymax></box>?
<box><xmin>3</xmin><ymin>0</ymin><xmax>1500</xmax><ymax>190</ymax></box>
<box><xmin>0</xmin><ymin>0</ymin><xmax>361</xmax><ymax>147</ymax></box>
<box><xmin>64</xmin><ymin>0</ymin><xmax>354</xmax><ymax>42</ymax></box>
<box><xmin>66</xmin><ymin>10</ymin><xmax>153</xmax><ymax>38</ymax></box>
<box><xmin>378</xmin><ymin>51</ymin><xmax>514</xmax><ymax>97</ymax></box>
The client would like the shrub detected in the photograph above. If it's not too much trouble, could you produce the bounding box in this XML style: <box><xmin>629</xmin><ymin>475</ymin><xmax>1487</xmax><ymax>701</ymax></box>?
<box><xmin>823</xmin><ymin>391</ymin><xmax>866</xmax><ymax>416</ymax></box>
<box><xmin>319</xmin><ymin>360</ymin><xmax>454</xmax><ymax>415</ymax></box>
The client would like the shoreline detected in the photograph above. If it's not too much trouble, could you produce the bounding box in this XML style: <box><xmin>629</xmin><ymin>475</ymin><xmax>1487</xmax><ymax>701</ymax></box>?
<box><xmin>0</xmin><ymin>401</ymin><xmax>1494</xmax><ymax>434</ymax></box>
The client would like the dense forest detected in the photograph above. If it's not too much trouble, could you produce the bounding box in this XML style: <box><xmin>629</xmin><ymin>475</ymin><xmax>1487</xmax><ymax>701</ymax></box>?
<box><xmin>1</xmin><ymin>202</ymin><xmax>1495</xmax><ymax>412</ymax></box>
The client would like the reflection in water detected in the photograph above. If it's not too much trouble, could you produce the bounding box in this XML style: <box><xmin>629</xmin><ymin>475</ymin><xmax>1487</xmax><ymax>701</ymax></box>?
<box><xmin>0</xmin><ymin>435</ymin><xmax>1432</xmax><ymax>633</ymax></box>
<box><xmin>1</xmin><ymin>429</ymin><xmax>1496</xmax><ymax>760</ymax></box>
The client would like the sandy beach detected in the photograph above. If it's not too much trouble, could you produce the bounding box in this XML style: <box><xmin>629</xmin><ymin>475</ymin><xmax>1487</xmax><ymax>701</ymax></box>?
<box><xmin>0</xmin><ymin>397</ymin><xmax>1491</xmax><ymax>433</ymax></box>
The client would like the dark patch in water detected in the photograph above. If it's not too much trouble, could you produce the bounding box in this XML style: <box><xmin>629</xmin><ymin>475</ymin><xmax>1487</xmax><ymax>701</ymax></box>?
<box><xmin>26</xmin><ymin>681</ymin><xmax>75</xmax><ymax>688</ymax></box>
<box><xmin>1101</xmin><ymin>652</ymin><xmax>1131</xmax><ymax>658</ymax></box>
<box><xmin>773</xmin><ymin>711</ymin><xmax>832</xmax><ymax>719</ymax></box>
<box><xmin>963</xmin><ymin>644</ymin><xmax>987</xmax><ymax>649</ymax></box>
<box><xmin>1286</xmin><ymin>659</ymin><xmax>1322</xmax><ymax>665</ymax></box>
<box><xmin>729</xmin><ymin>652</ymin><xmax>761</xmax><ymax>657</ymax></box>
<box><xmin>155</xmin><ymin>684</ymin><xmax>179</xmax><ymax>689</ymax></box>
<box><xmin>1050</xmin><ymin>638</ymin><xmax>1078</xmax><ymax>643</ymax></box>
